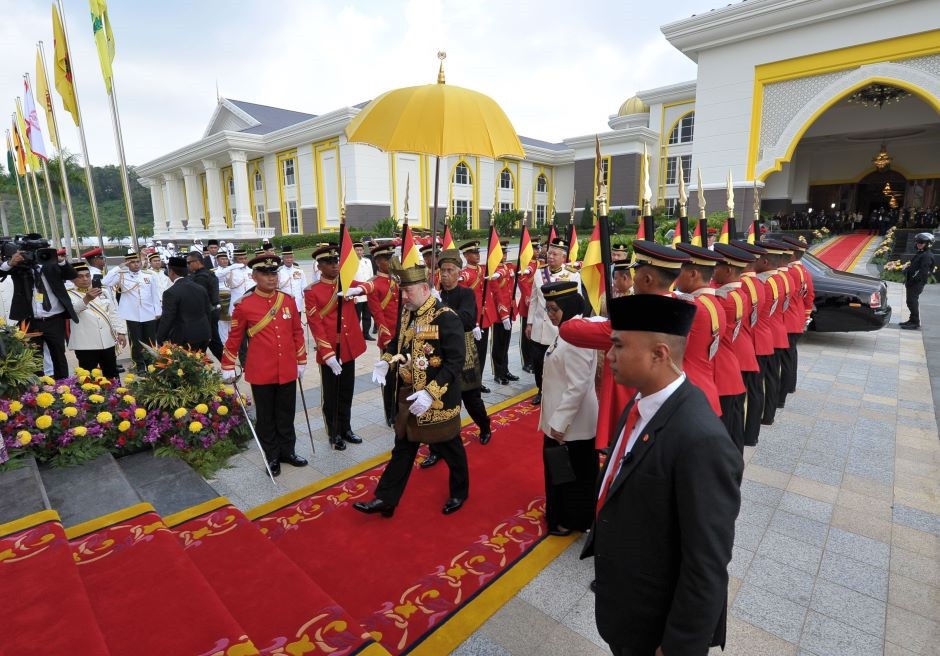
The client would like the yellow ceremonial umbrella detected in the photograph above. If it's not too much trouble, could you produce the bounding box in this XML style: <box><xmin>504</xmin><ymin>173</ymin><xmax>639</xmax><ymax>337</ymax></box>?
<box><xmin>345</xmin><ymin>52</ymin><xmax>524</xmax><ymax>267</ymax></box>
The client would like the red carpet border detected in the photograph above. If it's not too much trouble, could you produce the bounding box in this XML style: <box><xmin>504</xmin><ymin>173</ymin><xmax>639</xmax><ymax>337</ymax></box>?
<box><xmin>814</xmin><ymin>231</ymin><xmax>877</xmax><ymax>270</ymax></box>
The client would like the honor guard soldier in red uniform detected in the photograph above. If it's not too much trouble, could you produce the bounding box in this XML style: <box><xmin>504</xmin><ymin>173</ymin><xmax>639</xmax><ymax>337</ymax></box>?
<box><xmin>674</xmin><ymin>244</ymin><xmax>729</xmax><ymax>418</ymax></box>
<box><xmin>781</xmin><ymin>235</ymin><xmax>814</xmax><ymax>394</ymax></box>
<box><xmin>221</xmin><ymin>255</ymin><xmax>307</xmax><ymax>477</ymax></box>
<box><xmin>751</xmin><ymin>241</ymin><xmax>787</xmax><ymax>426</ymax></box>
<box><xmin>517</xmin><ymin>240</ymin><xmax>538</xmax><ymax>373</ymax></box>
<box><xmin>712</xmin><ymin>244</ymin><xmax>760</xmax><ymax>453</ymax></box>
<box><xmin>458</xmin><ymin>240</ymin><xmax>497</xmax><ymax>392</ymax></box>
<box><xmin>760</xmin><ymin>240</ymin><xmax>797</xmax><ymax>410</ymax></box>
<box><xmin>304</xmin><ymin>244</ymin><xmax>367</xmax><ymax>450</ymax></box>
<box><xmin>732</xmin><ymin>240</ymin><xmax>773</xmax><ymax>438</ymax></box>
<box><xmin>490</xmin><ymin>239</ymin><xmax>517</xmax><ymax>385</ymax></box>
<box><xmin>358</xmin><ymin>243</ymin><xmax>399</xmax><ymax>425</ymax></box>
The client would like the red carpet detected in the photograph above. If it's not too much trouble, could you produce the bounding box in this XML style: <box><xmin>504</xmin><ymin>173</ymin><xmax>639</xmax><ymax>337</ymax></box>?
<box><xmin>0</xmin><ymin>510</ymin><xmax>111</xmax><ymax>655</ymax></box>
<box><xmin>814</xmin><ymin>231</ymin><xmax>876</xmax><ymax>270</ymax></box>
<box><xmin>68</xmin><ymin>504</ymin><xmax>259</xmax><ymax>656</ymax></box>
<box><xmin>250</xmin><ymin>395</ymin><xmax>566</xmax><ymax>655</ymax></box>
<box><xmin>168</xmin><ymin>498</ymin><xmax>383</xmax><ymax>656</ymax></box>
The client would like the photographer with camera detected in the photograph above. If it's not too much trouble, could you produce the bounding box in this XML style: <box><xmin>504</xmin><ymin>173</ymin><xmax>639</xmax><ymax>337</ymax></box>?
<box><xmin>0</xmin><ymin>235</ymin><xmax>79</xmax><ymax>380</ymax></box>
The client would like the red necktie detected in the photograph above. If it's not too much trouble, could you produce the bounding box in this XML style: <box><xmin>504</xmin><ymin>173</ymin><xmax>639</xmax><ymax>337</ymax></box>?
<box><xmin>596</xmin><ymin>401</ymin><xmax>641</xmax><ymax>515</ymax></box>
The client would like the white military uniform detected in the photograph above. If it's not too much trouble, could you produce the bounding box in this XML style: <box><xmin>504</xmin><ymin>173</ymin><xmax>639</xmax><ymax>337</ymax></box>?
<box><xmin>101</xmin><ymin>267</ymin><xmax>162</xmax><ymax>322</ymax></box>
<box><xmin>528</xmin><ymin>264</ymin><xmax>582</xmax><ymax>346</ymax></box>
<box><xmin>67</xmin><ymin>288</ymin><xmax>125</xmax><ymax>351</ymax></box>
<box><xmin>277</xmin><ymin>262</ymin><xmax>307</xmax><ymax>313</ymax></box>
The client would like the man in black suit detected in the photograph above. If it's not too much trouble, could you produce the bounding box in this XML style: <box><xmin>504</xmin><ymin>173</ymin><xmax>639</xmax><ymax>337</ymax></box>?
<box><xmin>0</xmin><ymin>242</ymin><xmax>78</xmax><ymax>379</ymax></box>
<box><xmin>583</xmin><ymin>293</ymin><xmax>743</xmax><ymax>656</ymax></box>
<box><xmin>186</xmin><ymin>251</ymin><xmax>223</xmax><ymax>359</ymax></box>
<box><xmin>157</xmin><ymin>256</ymin><xmax>212</xmax><ymax>351</ymax></box>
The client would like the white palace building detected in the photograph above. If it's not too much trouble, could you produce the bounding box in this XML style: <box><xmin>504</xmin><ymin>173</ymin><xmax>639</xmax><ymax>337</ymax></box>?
<box><xmin>137</xmin><ymin>0</ymin><xmax>940</xmax><ymax>242</ymax></box>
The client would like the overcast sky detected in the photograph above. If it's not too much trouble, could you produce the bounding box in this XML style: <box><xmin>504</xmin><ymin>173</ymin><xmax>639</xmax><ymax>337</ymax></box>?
<box><xmin>1</xmin><ymin>0</ymin><xmax>709</xmax><ymax>167</ymax></box>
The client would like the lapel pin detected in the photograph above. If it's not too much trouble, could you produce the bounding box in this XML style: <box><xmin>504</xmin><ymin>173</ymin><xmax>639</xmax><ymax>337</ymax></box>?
<box><xmin>642</xmin><ymin>434</ymin><xmax>649</xmax><ymax>442</ymax></box>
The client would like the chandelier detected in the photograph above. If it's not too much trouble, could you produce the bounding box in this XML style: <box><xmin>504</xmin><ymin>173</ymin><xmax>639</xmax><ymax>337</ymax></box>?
<box><xmin>872</xmin><ymin>143</ymin><xmax>892</xmax><ymax>171</ymax></box>
<box><xmin>847</xmin><ymin>84</ymin><xmax>910</xmax><ymax>109</ymax></box>
<box><xmin>883</xmin><ymin>182</ymin><xmax>893</xmax><ymax>196</ymax></box>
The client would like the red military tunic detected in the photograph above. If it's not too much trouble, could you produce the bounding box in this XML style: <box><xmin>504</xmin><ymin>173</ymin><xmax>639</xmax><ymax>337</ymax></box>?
<box><xmin>222</xmin><ymin>289</ymin><xmax>306</xmax><ymax>385</ymax></box>
<box><xmin>558</xmin><ymin>317</ymin><xmax>635</xmax><ymax>450</ymax></box>
<box><xmin>743</xmin><ymin>272</ymin><xmax>774</xmax><ymax>357</ymax></box>
<box><xmin>758</xmin><ymin>272</ymin><xmax>789</xmax><ymax>350</ymax></box>
<box><xmin>677</xmin><ymin>292</ymin><xmax>724</xmax><ymax>416</ymax></box>
<box><xmin>492</xmin><ymin>261</ymin><xmax>514</xmax><ymax>321</ymax></box>
<box><xmin>782</xmin><ymin>266</ymin><xmax>804</xmax><ymax>335</ymax></box>
<box><xmin>716</xmin><ymin>282</ymin><xmax>759</xmax><ymax>373</ymax></box>
<box><xmin>360</xmin><ymin>272</ymin><xmax>398</xmax><ymax>350</ymax></box>
<box><xmin>791</xmin><ymin>261</ymin><xmax>815</xmax><ymax>324</ymax></box>
<box><xmin>459</xmin><ymin>263</ymin><xmax>498</xmax><ymax>328</ymax></box>
<box><xmin>303</xmin><ymin>277</ymin><xmax>367</xmax><ymax>365</ymax></box>
<box><xmin>517</xmin><ymin>263</ymin><xmax>535</xmax><ymax>319</ymax></box>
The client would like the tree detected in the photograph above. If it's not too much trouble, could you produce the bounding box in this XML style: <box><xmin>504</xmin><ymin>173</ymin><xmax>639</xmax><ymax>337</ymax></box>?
<box><xmin>580</xmin><ymin>200</ymin><xmax>594</xmax><ymax>229</ymax></box>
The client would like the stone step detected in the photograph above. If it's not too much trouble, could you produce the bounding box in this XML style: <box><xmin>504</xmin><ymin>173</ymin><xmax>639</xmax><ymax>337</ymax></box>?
<box><xmin>117</xmin><ymin>451</ymin><xmax>219</xmax><ymax>517</ymax></box>
<box><xmin>40</xmin><ymin>453</ymin><xmax>142</xmax><ymax>528</ymax></box>
<box><xmin>0</xmin><ymin>456</ymin><xmax>50</xmax><ymax>525</ymax></box>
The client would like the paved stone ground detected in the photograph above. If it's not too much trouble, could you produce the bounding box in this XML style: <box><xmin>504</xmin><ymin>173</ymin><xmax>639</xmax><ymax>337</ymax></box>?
<box><xmin>199</xmin><ymin>240</ymin><xmax>939</xmax><ymax>655</ymax></box>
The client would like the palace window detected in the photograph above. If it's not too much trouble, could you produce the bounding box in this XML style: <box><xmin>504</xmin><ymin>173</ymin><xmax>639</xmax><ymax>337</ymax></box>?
<box><xmin>256</xmin><ymin>204</ymin><xmax>266</xmax><ymax>228</ymax></box>
<box><xmin>254</xmin><ymin>171</ymin><xmax>263</xmax><ymax>193</ymax></box>
<box><xmin>227</xmin><ymin>177</ymin><xmax>235</xmax><ymax>195</ymax></box>
<box><xmin>668</xmin><ymin>112</ymin><xmax>694</xmax><ymax>144</ymax></box>
<box><xmin>536</xmin><ymin>204</ymin><xmax>547</xmax><ymax>224</ymax></box>
<box><xmin>665</xmin><ymin>155</ymin><xmax>692</xmax><ymax>185</ymax></box>
<box><xmin>287</xmin><ymin>200</ymin><xmax>299</xmax><ymax>234</ymax></box>
<box><xmin>499</xmin><ymin>202</ymin><xmax>513</xmax><ymax>213</ymax></box>
<box><xmin>499</xmin><ymin>168</ymin><xmax>513</xmax><ymax>189</ymax></box>
<box><xmin>453</xmin><ymin>162</ymin><xmax>471</xmax><ymax>185</ymax></box>
<box><xmin>600</xmin><ymin>158</ymin><xmax>610</xmax><ymax>187</ymax></box>
<box><xmin>452</xmin><ymin>199</ymin><xmax>472</xmax><ymax>219</ymax></box>
<box><xmin>664</xmin><ymin>198</ymin><xmax>678</xmax><ymax>218</ymax></box>
<box><xmin>537</xmin><ymin>174</ymin><xmax>548</xmax><ymax>192</ymax></box>
<box><xmin>282</xmin><ymin>158</ymin><xmax>296</xmax><ymax>187</ymax></box>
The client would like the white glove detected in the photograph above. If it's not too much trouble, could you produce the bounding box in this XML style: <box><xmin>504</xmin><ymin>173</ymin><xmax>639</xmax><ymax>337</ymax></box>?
<box><xmin>587</xmin><ymin>315</ymin><xmax>608</xmax><ymax>323</ymax></box>
<box><xmin>472</xmin><ymin>326</ymin><xmax>482</xmax><ymax>340</ymax></box>
<box><xmin>297</xmin><ymin>365</ymin><xmax>306</xmax><ymax>379</ymax></box>
<box><xmin>431</xmin><ymin>287</ymin><xmax>442</xmax><ymax>301</ymax></box>
<box><xmin>502</xmin><ymin>318</ymin><xmax>512</xmax><ymax>330</ymax></box>
<box><xmin>325</xmin><ymin>356</ymin><xmax>343</xmax><ymax>376</ymax></box>
<box><xmin>341</xmin><ymin>286</ymin><xmax>364</xmax><ymax>298</ymax></box>
<box><xmin>487</xmin><ymin>272</ymin><xmax>501</xmax><ymax>281</ymax></box>
<box><xmin>221</xmin><ymin>369</ymin><xmax>236</xmax><ymax>382</ymax></box>
<box><xmin>406</xmin><ymin>389</ymin><xmax>434</xmax><ymax>416</ymax></box>
<box><xmin>372</xmin><ymin>359</ymin><xmax>390</xmax><ymax>385</ymax></box>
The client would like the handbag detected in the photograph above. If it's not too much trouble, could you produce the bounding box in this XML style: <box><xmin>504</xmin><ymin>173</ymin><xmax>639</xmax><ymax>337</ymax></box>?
<box><xmin>544</xmin><ymin>442</ymin><xmax>577</xmax><ymax>485</ymax></box>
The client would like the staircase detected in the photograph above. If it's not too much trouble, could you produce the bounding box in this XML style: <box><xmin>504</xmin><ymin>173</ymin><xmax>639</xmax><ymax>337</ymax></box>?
<box><xmin>0</xmin><ymin>454</ymin><xmax>389</xmax><ymax>656</ymax></box>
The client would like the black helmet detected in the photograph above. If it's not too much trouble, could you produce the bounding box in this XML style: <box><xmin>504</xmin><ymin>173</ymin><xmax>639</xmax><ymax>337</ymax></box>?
<box><xmin>914</xmin><ymin>232</ymin><xmax>935</xmax><ymax>245</ymax></box>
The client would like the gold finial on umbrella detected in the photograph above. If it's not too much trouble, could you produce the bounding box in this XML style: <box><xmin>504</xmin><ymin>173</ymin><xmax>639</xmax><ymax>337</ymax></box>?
<box><xmin>437</xmin><ymin>50</ymin><xmax>447</xmax><ymax>84</ymax></box>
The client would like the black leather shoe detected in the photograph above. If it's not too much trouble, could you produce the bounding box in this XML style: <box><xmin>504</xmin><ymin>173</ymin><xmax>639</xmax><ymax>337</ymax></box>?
<box><xmin>589</xmin><ymin>580</ymin><xmax>597</xmax><ymax>593</ymax></box>
<box><xmin>364</xmin><ymin>335</ymin><xmax>376</xmax><ymax>341</ymax></box>
<box><xmin>548</xmin><ymin>526</ymin><xmax>572</xmax><ymax>537</ymax></box>
<box><xmin>385</xmin><ymin>417</ymin><xmax>394</xmax><ymax>427</ymax></box>
<box><xmin>330</xmin><ymin>436</ymin><xmax>347</xmax><ymax>451</ymax></box>
<box><xmin>343</xmin><ymin>431</ymin><xmax>363</xmax><ymax>444</ymax></box>
<box><xmin>479</xmin><ymin>428</ymin><xmax>492</xmax><ymax>445</ymax></box>
<box><xmin>480</xmin><ymin>385</ymin><xmax>491</xmax><ymax>394</ymax></box>
<box><xmin>531</xmin><ymin>392</ymin><xmax>541</xmax><ymax>406</ymax></box>
<box><xmin>522</xmin><ymin>364</ymin><xmax>533</xmax><ymax>373</ymax></box>
<box><xmin>279</xmin><ymin>453</ymin><xmax>308</xmax><ymax>467</ymax></box>
<box><xmin>442</xmin><ymin>497</ymin><xmax>466</xmax><ymax>515</ymax></box>
<box><xmin>494</xmin><ymin>377</ymin><xmax>508</xmax><ymax>385</ymax></box>
<box><xmin>419</xmin><ymin>453</ymin><xmax>439</xmax><ymax>469</ymax></box>
<box><xmin>353</xmin><ymin>498</ymin><xmax>395</xmax><ymax>517</ymax></box>
<box><xmin>901</xmin><ymin>323</ymin><xmax>920</xmax><ymax>330</ymax></box>
<box><xmin>505</xmin><ymin>372</ymin><xmax>519</xmax><ymax>381</ymax></box>
<box><xmin>266</xmin><ymin>459</ymin><xmax>281</xmax><ymax>477</ymax></box>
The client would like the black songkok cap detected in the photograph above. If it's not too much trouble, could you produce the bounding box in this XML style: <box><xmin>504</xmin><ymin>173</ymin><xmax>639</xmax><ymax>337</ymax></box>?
<box><xmin>541</xmin><ymin>280</ymin><xmax>579</xmax><ymax>300</ymax></box>
<box><xmin>609</xmin><ymin>294</ymin><xmax>696</xmax><ymax>337</ymax></box>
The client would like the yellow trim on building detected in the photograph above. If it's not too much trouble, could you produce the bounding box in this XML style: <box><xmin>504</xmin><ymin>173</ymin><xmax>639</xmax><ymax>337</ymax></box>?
<box><xmin>200</xmin><ymin>173</ymin><xmax>209</xmax><ymax>229</ymax></box>
<box><xmin>277</xmin><ymin>148</ymin><xmax>301</xmax><ymax>235</ymax></box>
<box><xmin>746</xmin><ymin>30</ymin><xmax>940</xmax><ymax>181</ymax></box>
<box><xmin>220</xmin><ymin>166</ymin><xmax>234</xmax><ymax>229</ymax></box>
<box><xmin>447</xmin><ymin>157</ymin><xmax>477</xmax><ymax>229</ymax></box>
<box><xmin>248</xmin><ymin>158</ymin><xmax>265</xmax><ymax>229</ymax></box>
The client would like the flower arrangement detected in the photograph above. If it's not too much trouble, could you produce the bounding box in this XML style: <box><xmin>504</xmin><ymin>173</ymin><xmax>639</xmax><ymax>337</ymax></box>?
<box><xmin>871</xmin><ymin>227</ymin><xmax>896</xmax><ymax>265</ymax></box>
<box><xmin>881</xmin><ymin>259</ymin><xmax>939</xmax><ymax>284</ymax></box>
<box><xmin>812</xmin><ymin>227</ymin><xmax>831</xmax><ymax>241</ymax></box>
<box><xmin>0</xmin><ymin>319</ymin><xmax>43</xmax><ymax>399</ymax></box>
<box><xmin>131</xmin><ymin>343</ymin><xmax>222</xmax><ymax>411</ymax></box>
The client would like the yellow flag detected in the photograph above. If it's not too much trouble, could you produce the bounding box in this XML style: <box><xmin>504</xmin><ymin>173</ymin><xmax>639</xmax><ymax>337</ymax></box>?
<box><xmin>15</xmin><ymin>105</ymin><xmax>39</xmax><ymax>171</ymax></box>
<box><xmin>52</xmin><ymin>4</ymin><xmax>79</xmax><ymax>125</ymax></box>
<box><xmin>89</xmin><ymin>0</ymin><xmax>115</xmax><ymax>94</ymax></box>
<box><xmin>35</xmin><ymin>50</ymin><xmax>57</xmax><ymax>149</ymax></box>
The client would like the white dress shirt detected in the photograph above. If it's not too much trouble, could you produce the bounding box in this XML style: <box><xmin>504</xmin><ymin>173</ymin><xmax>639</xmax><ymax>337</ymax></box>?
<box><xmin>101</xmin><ymin>267</ymin><xmax>162</xmax><ymax>322</ymax></box>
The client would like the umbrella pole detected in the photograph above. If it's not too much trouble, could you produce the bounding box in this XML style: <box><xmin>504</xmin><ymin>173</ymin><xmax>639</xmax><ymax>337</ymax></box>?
<box><xmin>431</xmin><ymin>155</ymin><xmax>441</xmax><ymax>274</ymax></box>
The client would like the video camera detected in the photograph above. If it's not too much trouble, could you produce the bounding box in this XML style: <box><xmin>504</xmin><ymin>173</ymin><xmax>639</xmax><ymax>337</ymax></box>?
<box><xmin>0</xmin><ymin>233</ymin><xmax>56</xmax><ymax>266</ymax></box>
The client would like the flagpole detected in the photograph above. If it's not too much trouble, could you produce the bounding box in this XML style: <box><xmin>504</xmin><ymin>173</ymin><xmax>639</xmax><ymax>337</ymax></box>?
<box><xmin>5</xmin><ymin>130</ymin><xmax>29</xmax><ymax>232</ymax></box>
<box><xmin>641</xmin><ymin>144</ymin><xmax>654</xmax><ymax>240</ymax></box>
<box><xmin>17</xmin><ymin>98</ymin><xmax>50</xmax><ymax>239</ymax></box>
<box><xmin>676</xmin><ymin>155</ymin><xmax>689</xmax><ymax>244</ymax></box>
<box><xmin>104</xmin><ymin>78</ymin><xmax>140</xmax><ymax>254</ymax></box>
<box><xmin>11</xmin><ymin>118</ymin><xmax>38</xmax><ymax>233</ymax></box>
<box><xmin>595</xmin><ymin>138</ymin><xmax>612</xmax><ymax>311</ymax></box>
<box><xmin>37</xmin><ymin>42</ymin><xmax>80</xmax><ymax>257</ymax></box>
<box><xmin>55</xmin><ymin>0</ymin><xmax>104</xmax><ymax>254</ymax></box>
<box><xmin>26</xmin><ymin>73</ymin><xmax>62</xmax><ymax>249</ymax></box>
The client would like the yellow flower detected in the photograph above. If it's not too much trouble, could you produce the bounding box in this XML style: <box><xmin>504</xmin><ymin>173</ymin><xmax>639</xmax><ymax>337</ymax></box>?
<box><xmin>91</xmin><ymin>368</ymin><xmax>102</xmax><ymax>378</ymax></box>
<box><xmin>9</xmin><ymin>401</ymin><xmax>22</xmax><ymax>413</ymax></box>
<box><xmin>17</xmin><ymin>431</ymin><xmax>32</xmax><ymax>446</ymax></box>
<box><xmin>177</xmin><ymin>368</ymin><xmax>185</xmax><ymax>377</ymax></box>
<box><xmin>96</xmin><ymin>411</ymin><xmax>113</xmax><ymax>424</ymax></box>
<box><xmin>62</xmin><ymin>406</ymin><xmax>78</xmax><ymax>418</ymax></box>
<box><xmin>147</xmin><ymin>365</ymin><xmax>156</xmax><ymax>373</ymax></box>
<box><xmin>75</xmin><ymin>367</ymin><xmax>90</xmax><ymax>377</ymax></box>
<box><xmin>35</xmin><ymin>415</ymin><xmax>53</xmax><ymax>430</ymax></box>
<box><xmin>56</xmin><ymin>384</ymin><xmax>71</xmax><ymax>394</ymax></box>
<box><xmin>122</xmin><ymin>395</ymin><xmax>136</xmax><ymax>405</ymax></box>
<box><xmin>115</xmin><ymin>387</ymin><xmax>128</xmax><ymax>394</ymax></box>
<box><xmin>40</xmin><ymin>375</ymin><xmax>55</xmax><ymax>385</ymax></box>
<box><xmin>81</xmin><ymin>383</ymin><xmax>97</xmax><ymax>392</ymax></box>
<box><xmin>174</xmin><ymin>408</ymin><xmax>188</xmax><ymax>419</ymax></box>
<box><xmin>195</xmin><ymin>403</ymin><xmax>208</xmax><ymax>414</ymax></box>
<box><xmin>88</xmin><ymin>394</ymin><xmax>105</xmax><ymax>404</ymax></box>
<box><xmin>216</xmin><ymin>405</ymin><xmax>229</xmax><ymax>416</ymax></box>
<box><xmin>0</xmin><ymin>411</ymin><xmax>7</xmax><ymax>422</ymax></box>
<box><xmin>188</xmin><ymin>421</ymin><xmax>203</xmax><ymax>433</ymax></box>
<box><xmin>124</xmin><ymin>373</ymin><xmax>136</xmax><ymax>383</ymax></box>
<box><xmin>134</xmin><ymin>408</ymin><xmax>147</xmax><ymax>420</ymax></box>
<box><xmin>118</xmin><ymin>420</ymin><xmax>131</xmax><ymax>432</ymax></box>
<box><xmin>73</xmin><ymin>426</ymin><xmax>87</xmax><ymax>437</ymax></box>
<box><xmin>35</xmin><ymin>392</ymin><xmax>55</xmax><ymax>408</ymax></box>
<box><xmin>222</xmin><ymin>386</ymin><xmax>235</xmax><ymax>396</ymax></box>
<box><xmin>62</xmin><ymin>393</ymin><xmax>77</xmax><ymax>404</ymax></box>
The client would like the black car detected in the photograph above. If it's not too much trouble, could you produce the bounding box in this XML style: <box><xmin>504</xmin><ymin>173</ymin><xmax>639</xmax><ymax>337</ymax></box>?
<box><xmin>801</xmin><ymin>252</ymin><xmax>891</xmax><ymax>332</ymax></box>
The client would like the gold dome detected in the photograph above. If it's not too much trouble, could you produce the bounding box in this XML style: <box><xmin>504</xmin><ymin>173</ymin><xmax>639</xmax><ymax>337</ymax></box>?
<box><xmin>618</xmin><ymin>96</ymin><xmax>649</xmax><ymax>116</ymax></box>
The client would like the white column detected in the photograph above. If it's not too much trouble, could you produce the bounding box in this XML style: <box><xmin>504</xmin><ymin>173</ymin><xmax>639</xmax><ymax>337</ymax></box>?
<box><xmin>181</xmin><ymin>166</ymin><xmax>206</xmax><ymax>236</ymax></box>
<box><xmin>141</xmin><ymin>177</ymin><xmax>168</xmax><ymax>239</ymax></box>
<box><xmin>229</xmin><ymin>150</ymin><xmax>257</xmax><ymax>239</ymax></box>
<box><xmin>202</xmin><ymin>158</ymin><xmax>228</xmax><ymax>234</ymax></box>
<box><xmin>163</xmin><ymin>172</ymin><xmax>186</xmax><ymax>238</ymax></box>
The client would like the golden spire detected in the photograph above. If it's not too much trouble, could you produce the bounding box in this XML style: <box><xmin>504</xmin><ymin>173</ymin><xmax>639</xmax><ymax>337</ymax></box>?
<box><xmin>437</xmin><ymin>51</ymin><xmax>447</xmax><ymax>84</ymax></box>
